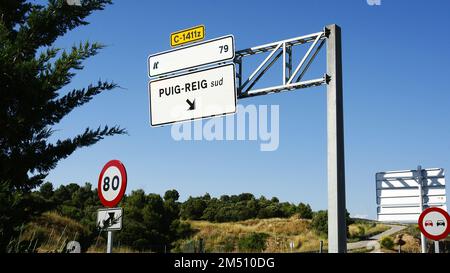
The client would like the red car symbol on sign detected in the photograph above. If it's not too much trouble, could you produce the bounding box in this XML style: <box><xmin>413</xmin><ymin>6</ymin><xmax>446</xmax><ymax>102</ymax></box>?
<box><xmin>424</xmin><ymin>220</ymin><xmax>433</xmax><ymax>227</ymax></box>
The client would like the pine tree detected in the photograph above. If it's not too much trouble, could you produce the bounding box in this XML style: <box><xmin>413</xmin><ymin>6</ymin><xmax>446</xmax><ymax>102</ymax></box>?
<box><xmin>0</xmin><ymin>0</ymin><xmax>125</xmax><ymax>251</ymax></box>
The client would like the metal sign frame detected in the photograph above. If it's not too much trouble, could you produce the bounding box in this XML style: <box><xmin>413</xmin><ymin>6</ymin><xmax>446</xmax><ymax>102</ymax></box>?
<box><xmin>235</xmin><ymin>30</ymin><xmax>327</xmax><ymax>98</ymax></box>
<box><xmin>376</xmin><ymin>167</ymin><xmax>446</xmax><ymax>223</ymax></box>
<box><xmin>376</xmin><ymin>165</ymin><xmax>447</xmax><ymax>253</ymax></box>
<box><xmin>233</xmin><ymin>25</ymin><xmax>346</xmax><ymax>253</ymax></box>
<box><xmin>147</xmin><ymin>24</ymin><xmax>347</xmax><ymax>252</ymax></box>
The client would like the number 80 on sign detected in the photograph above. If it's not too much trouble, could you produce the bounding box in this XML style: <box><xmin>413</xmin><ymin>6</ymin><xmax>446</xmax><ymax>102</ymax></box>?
<box><xmin>98</xmin><ymin>160</ymin><xmax>127</xmax><ymax>208</ymax></box>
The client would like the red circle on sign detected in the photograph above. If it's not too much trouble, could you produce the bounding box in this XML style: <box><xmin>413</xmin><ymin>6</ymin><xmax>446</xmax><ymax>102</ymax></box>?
<box><xmin>98</xmin><ymin>160</ymin><xmax>127</xmax><ymax>208</ymax></box>
<box><xmin>418</xmin><ymin>207</ymin><xmax>450</xmax><ymax>241</ymax></box>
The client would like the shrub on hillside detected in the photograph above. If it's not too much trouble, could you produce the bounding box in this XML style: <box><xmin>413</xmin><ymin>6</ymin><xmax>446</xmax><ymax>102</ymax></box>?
<box><xmin>238</xmin><ymin>233</ymin><xmax>269</xmax><ymax>252</ymax></box>
<box><xmin>380</xmin><ymin>236</ymin><xmax>394</xmax><ymax>250</ymax></box>
<box><xmin>297</xmin><ymin>203</ymin><xmax>313</xmax><ymax>219</ymax></box>
<box><xmin>311</xmin><ymin>210</ymin><xmax>328</xmax><ymax>236</ymax></box>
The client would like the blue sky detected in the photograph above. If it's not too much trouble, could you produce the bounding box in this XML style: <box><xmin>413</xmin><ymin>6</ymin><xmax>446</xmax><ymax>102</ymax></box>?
<box><xmin>43</xmin><ymin>0</ymin><xmax>450</xmax><ymax>219</ymax></box>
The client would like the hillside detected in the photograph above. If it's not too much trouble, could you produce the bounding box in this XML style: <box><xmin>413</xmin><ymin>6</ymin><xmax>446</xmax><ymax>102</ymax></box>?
<box><xmin>13</xmin><ymin>212</ymin><xmax>392</xmax><ymax>253</ymax></box>
<box><xmin>7</xmin><ymin>211</ymin><xmax>91</xmax><ymax>253</ymax></box>
<box><xmin>174</xmin><ymin>215</ymin><xmax>389</xmax><ymax>253</ymax></box>
<box><xmin>5</xmin><ymin>183</ymin><xmax>393</xmax><ymax>253</ymax></box>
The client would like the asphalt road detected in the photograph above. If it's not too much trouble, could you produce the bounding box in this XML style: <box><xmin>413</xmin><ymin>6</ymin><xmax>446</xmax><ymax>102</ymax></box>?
<box><xmin>347</xmin><ymin>224</ymin><xmax>407</xmax><ymax>253</ymax></box>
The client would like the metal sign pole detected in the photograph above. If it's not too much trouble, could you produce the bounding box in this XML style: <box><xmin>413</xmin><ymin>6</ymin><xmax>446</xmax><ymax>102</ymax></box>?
<box><xmin>417</xmin><ymin>165</ymin><xmax>427</xmax><ymax>253</ymax></box>
<box><xmin>107</xmin><ymin>231</ymin><xmax>113</xmax><ymax>253</ymax></box>
<box><xmin>434</xmin><ymin>241</ymin><xmax>439</xmax><ymax>253</ymax></box>
<box><xmin>326</xmin><ymin>24</ymin><xmax>347</xmax><ymax>253</ymax></box>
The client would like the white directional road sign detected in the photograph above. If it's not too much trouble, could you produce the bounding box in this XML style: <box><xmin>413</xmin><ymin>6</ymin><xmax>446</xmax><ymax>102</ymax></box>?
<box><xmin>97</xmin><ymin>208</ymin><xmax>123</xmax><ymax>231</ymax></box>
<box><xmin>376</xmin><ymin>168</ymin><xmax>447</xmax><ymax>223</ymax></box>
<box><xmin>148</xmin><ymin>35</ymin><xmax>234</xmax><ymax>77</ymax></box>
<box><xmin>149</xmin><ymin>63</ymin><xmax>236</xmax><ymax>126</ymax></box>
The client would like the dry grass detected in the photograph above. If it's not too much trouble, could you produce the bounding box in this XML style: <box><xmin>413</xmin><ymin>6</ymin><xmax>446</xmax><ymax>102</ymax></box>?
<box><xmin>348</xmin><ymin>222</ymin><xmax>389</xmax><ymax>240</ymax></box>
<box><xmin>395</xmin><ymin>234</ymin><xmax>420</xmax><ymax>253</ymax></box>
<box><xmin>19</xmin><ymin>211</ymin><xmax>90</xmax><ymax>253</ymax></box>
<box><xmin>86</xmin><ymin>245</ymin><xmax>137</xmax><ymax>253</ymax></box>
<box><xmin>181</xmin><ymin>215</ymin><xmax>327</xmax><ymax>253</ymax></box>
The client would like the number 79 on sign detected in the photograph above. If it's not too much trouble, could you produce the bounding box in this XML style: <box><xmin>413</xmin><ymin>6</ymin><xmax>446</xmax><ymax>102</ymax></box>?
<box><xmin>148</xmin><ymin>35</ymin><xmax>235</xmax><ymax>78</ymax></box>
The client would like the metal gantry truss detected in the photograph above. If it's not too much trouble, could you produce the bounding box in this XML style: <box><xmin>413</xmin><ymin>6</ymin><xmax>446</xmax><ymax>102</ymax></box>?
<box><xmin>234</xmin><ymin>25</ymin><xmax>347</xmax><ymax>253</ymax></box>
<box><xmin>235</xmin><ymin>29</ymin><xmax>328</xmax><ymax>99</ymax></box>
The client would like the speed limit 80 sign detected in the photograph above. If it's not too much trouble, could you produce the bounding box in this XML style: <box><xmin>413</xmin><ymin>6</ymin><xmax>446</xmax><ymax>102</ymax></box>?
<box><xmin>98</xmin><ymin>160</ymin><xmax>127</xmax><ymax>207</ymax></box>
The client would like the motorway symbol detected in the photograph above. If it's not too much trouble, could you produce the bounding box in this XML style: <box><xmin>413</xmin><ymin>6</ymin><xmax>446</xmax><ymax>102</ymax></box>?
<box><xmin>98</xmin><ymin>160</ymin><xmax>127</xmax><ymax>208</ymax></box>
<box><xmin>149</xmin><ymin>63</ymin><xmax>236</xmax><ymax>126</ymax></box>
<box><xmin>97</xmin><ymin>208</ymin><xmax>123</xmax><ymax>231</ymax></box>
<box><xmin>148</xmin><ymin>35</ymin><xmax>234</xmax><ymax>77</ymax></box>
<box><xmin>418</xmin><ymin>207</ymin><xmax>450</xmax><ymax>241</ymax></box>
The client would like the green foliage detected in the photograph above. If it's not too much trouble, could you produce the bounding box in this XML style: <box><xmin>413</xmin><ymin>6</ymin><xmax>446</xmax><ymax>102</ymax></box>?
<box><xmin>380</xmin><ymin>236</ymin><xmax>394</xmax><ymax>249</ymax></box>
<box><xmin>238</xmin><ymin>233</ymin><xmax>269</xmax><ymax>252</ymax></box>
<box><xmin>28</xmin><ymin>184</ymin><xmax>192</xmax><ymax>253</ymax></box>
<box><xmin>220</xmin><ymin>236</ymin><xmax>236</xmax><ymax>253</ymax></box>
<box><xmin>180</xmin><ymin>196</ymin><xmax>207</xmax><ymax>220</ymax></box>
<box><xmin>311</xmin><ymin>210</ymin><xmax>328</xmax><ymax>236</ymax></box>
<box><xmin>115</xmin><ymin>189</ymin><xmax>191</xmax><ymax>252</ymax></box>
<box><xmin>0</xmin><ymin>0</ymin><xmax>125</xmax><ymax>251</ymax></box>
<box><xmin>180</xmin><ymin>193</ymin><xmax>301</xmax><ymax>223</ymax></box>
<box><xmin>406</xmin><ymin>225</ymin><xmax>421</xmax><ymax>239</ymax></box>
<box><xmin>297</xmin><ymin>203</ymin><xmax>313</xmax><ymax>219</ymax></box>
<box><xmin>311</xmin><ymin>210</ymin><xmax>354</xmax><ymax>238</ymax></box>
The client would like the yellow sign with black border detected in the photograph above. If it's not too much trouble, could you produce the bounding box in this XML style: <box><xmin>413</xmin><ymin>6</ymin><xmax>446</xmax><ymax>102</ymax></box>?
<box><xmin>171</xmin><ymin>25</ymin><xmax>205</xmax><ymax>47</ymax></box>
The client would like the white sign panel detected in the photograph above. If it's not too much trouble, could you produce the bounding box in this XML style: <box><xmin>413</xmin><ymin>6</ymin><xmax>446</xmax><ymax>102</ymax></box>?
<box><xmin>148</xmin><ymin>35</ymin><xmax>234</xmax><ymax>77</ymax></box>
<box><xmin>376</xmin><ymin>168</ymin><xmax>447</xmax><ymax>223</ymax></box>
<box><xmin>149</xmin><ymin>63</ymin><xmax>236</xmax><ymax>126</ymax></box>
<box><xmin>97</xmin><ymin>208</ymin><xmax>123</xmax><ymax>231</ymax></box>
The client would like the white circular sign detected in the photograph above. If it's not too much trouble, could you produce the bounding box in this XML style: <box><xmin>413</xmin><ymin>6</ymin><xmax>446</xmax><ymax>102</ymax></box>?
<box><xmin>101</xmin><ymin>166</ymin><xmax>122</xmax><ymax>201</ymax></box>
<box><xmin>98</xmin><ymin>160</ymin><xmax>127</xmax><ymax>207</ymax></box>
<box><xmin>66</xmin><ymin>241</ymin><xmax>81</xmax><ymax>253</ymax></box>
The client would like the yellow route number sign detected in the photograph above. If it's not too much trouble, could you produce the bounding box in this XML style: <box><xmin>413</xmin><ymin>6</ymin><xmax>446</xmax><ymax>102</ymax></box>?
<box><xmin>171</xmin><ymin>25</ymin><xmax>205</xmax><ymax>47</ymax></box>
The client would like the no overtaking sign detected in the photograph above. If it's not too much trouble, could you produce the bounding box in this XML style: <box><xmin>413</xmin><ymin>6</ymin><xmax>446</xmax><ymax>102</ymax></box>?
<box><xmin>418</xmin><ymin>207</ymin><xmax>450</xmax><ymax>241</ymax></box>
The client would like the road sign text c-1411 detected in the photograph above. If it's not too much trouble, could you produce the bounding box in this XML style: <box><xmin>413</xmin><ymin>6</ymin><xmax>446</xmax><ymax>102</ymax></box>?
<box><xmin>171</xmin><ymin>25</ymin><xmax>205</xmax><ymax>47</ymax></box>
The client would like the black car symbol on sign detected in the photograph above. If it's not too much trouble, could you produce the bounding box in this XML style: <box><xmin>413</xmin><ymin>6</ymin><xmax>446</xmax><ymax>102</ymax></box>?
<box><xmin>436</xmin><ymin>220</ymin><xmax>445</xmax><ymax>227</ymax></box>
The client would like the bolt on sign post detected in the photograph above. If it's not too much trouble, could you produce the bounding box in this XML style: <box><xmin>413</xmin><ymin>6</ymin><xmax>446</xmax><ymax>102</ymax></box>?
<box><xmin>98</xmin><ymin>160</ymin><xmax>127</xmax><ymax>253</ymax></box>
<box><xmin>418</xmin><ymin>207</ymin><xmax>450</xmax><ymax>253</ymax></box>
<box><xmin>148</xmin><ymin>24</ymin><xmax>347</xmax><ymax>252</ymax></box>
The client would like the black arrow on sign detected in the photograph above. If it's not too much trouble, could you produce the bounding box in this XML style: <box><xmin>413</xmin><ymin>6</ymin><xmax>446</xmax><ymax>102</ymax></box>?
<box><xmin>186</xmin><ymin>99</ymin><xmax>195</xmax><ymax>111</ymax></box>
<box><xmin>102</xmin><ymin>212</ymin><xmax>115</xmax><ymax>227</ymax></box>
